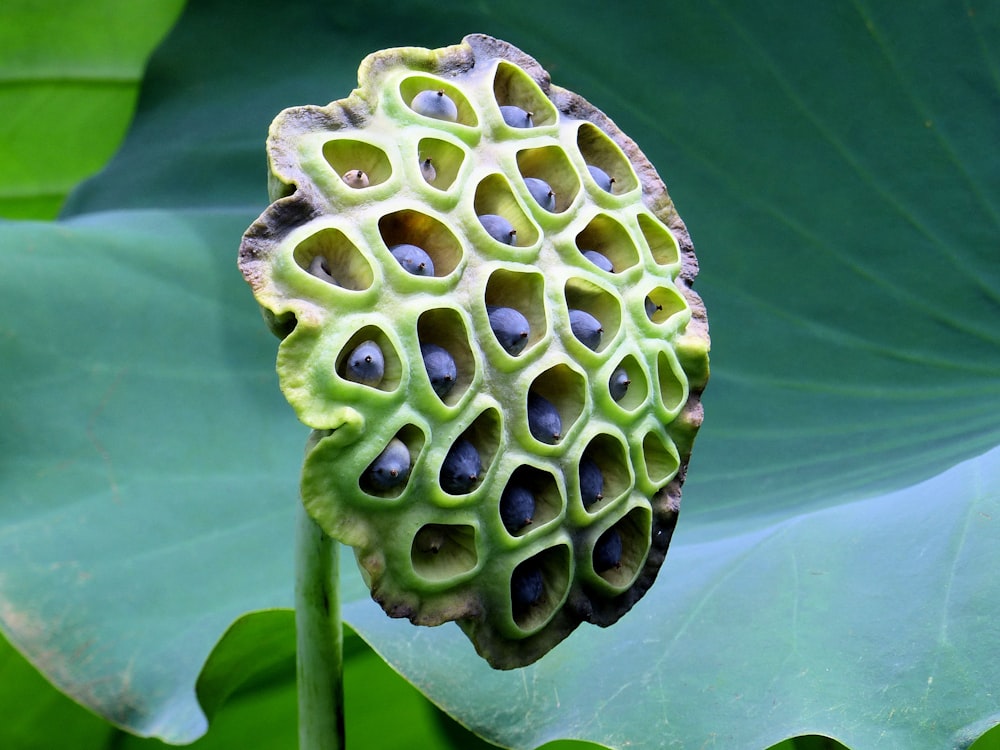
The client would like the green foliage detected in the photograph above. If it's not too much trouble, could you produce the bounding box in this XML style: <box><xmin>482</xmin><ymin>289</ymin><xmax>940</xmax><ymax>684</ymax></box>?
<box><xmin>1</xmin><ymin>1</ymin><xmax>998</xmax><ymax>749</ymax></box>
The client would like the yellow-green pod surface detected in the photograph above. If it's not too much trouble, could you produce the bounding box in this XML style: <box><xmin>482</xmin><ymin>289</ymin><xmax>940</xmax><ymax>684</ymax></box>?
<box><xmin>239</xmin><ymin>34</ymin><xmax>709</xmax><ymax>669</ymax></box>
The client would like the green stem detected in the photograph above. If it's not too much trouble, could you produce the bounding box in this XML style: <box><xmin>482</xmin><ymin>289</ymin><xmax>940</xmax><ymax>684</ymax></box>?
<box><xmin>295</xmin><ymin>500</ymin><xmax>346</xmax><ymax>750</ymax></box>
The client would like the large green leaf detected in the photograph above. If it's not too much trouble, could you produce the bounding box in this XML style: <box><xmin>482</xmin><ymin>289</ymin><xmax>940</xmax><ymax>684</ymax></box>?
<box><xmin>0</xmin><ymin>0</ymin><xmax>186</xmax><ymax>219</ymax></box>
<box><xmin>1</xmin><ymin>0</ymin><xmax>998</xmax><ymax>748</ymax></box>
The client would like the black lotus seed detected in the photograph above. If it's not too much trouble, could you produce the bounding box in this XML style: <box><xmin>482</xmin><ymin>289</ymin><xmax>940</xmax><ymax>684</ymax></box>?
<box><xmin>487</xmin><ymin>306</ymin><xmax>530</xmax><ymax>356</ymax></box>
<box><xmin>511</xmin><ymin>565</ymin><xmax>545</xmax><ymax>612</ymax></box>
<box><xmin>524</xmin><ymin>177</ymin><xmax>556</xmax><ymax>212</ymax></box>
<box><xmin>344</xmin><ymin>339</ymin><xmax>385</xmax><ymax>386</ymax></box>
<box><xmin>645</xmin><ymin>295</ymin><xmax>663</xmax><ymax>320</ymax></box>
<box><xmin>389</xmin><ymin>243</ymin><xmax>435</xmax><ymax>276</ymax></box>
<box><xmin>569</xmin><ymin>308</ymin><xmax>603</xmax><ymax>351</ymax></box>
<box><xmin>410</xmin><ymin>89</ymin><xmax>458</xmax><ymax>121</ymax></box>
<box><xmin>365</xmin><ymin>438</ymin><xmax>411</xmax><ymax>491</ymax></box>
<box><xmin>609</xmin><ymin>366</ymin><xmax>631</xmax><ymax>401</ymax></box>
<box><xmin>341</xmin><ymin>169</ymin><xmax>369</xmax><ymax>188</ymax></box>
<box><xmin>527</xmin><ymin>392</ymin><xmax>561</xmax><ymax>444</ymax></box>
<box><xmin>479</xmin><ymin>214</ymin><xmax>517</xmax><ymax>245</ymax></box>
<box><xmin>440</xmin><ymin>438</ymin><xmax>482</xmax><ymax>495</ymax></box>
<box><xmin>500</xmin><ymin>105</ymin><xmax>534</xmax><ymax>128</ymax></box>
<box><xmin>578</xmin><ymin>455</ymin><xmax>604</xmax><ymax>509</ymax></box>
<box><xmin>420</xmin><ymin>343</ymin><xmax>457</xmax><ymax>398</ymax></box>
<box><xmin>587</xmin><ymin>164</ymin><xmax>615</xmax><ymax>193</ymax></box>
<box><xmin>581</xmin><ymin>249</ymin><xmax>614</xmax><ymax>273</ymax></box>
<box><xmin>500</xmin><ymin>483</ymin><xmax>535</xmax><ymax>533</ymax></box>
<box><xmin>307</xmin><ymin>256</ymin><xmax>339</xmax><ymax>285</ymax></box>
<box><xmin>593</xmin><ymin>528</ymin><xmax>623</xmax><ymax>573</ymax></box>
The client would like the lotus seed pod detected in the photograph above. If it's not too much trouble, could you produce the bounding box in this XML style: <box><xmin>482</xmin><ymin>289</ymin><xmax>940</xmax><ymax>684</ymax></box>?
<box><xmin>410</xmin><ymin>89</ymin><xmax>459</xmax><ymax>121</ymax></box>
<box><xmin>238</xmin><ymin>34</ymin><xmax>710</xmax><ymax>669</ymax></box>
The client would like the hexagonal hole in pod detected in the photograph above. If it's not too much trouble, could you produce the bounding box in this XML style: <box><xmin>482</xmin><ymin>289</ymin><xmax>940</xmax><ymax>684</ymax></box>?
<box><xmin>399</xmin><ymin>75</ymin><xmax>478</xmax><ymax>128</ymax></box>
<box><xmin>358</xmin><ymin>424</ymin><xmax>425</xmax><ymax>499</ymax></box>
<box><xmin>292</xmin><ymin>227</ymin><xmax>375</xmax><ymax>291</ymax></box>
<box><xmin>492</xmin><ymin>60</ymin><xmax>558</xmax><ymax>128</ymax></box>
<box><xmin>637</xmin><ymin>212</ymin><xmax>680</xmax><ymax>267</ymax></box>
<box><xmin>473</xmin><ymin>174</ymin><xmax>539</xmax><ymax>249</ymax></box>
<box><xmin>607</xmin><ymin>354</ymin><xmax>649</xmax><ymax>413</ymax></box>
<box><xmin>417</xmin><ymin>137</ymin><xmax>466</xmax><ymax>191</ymax></box>
<box><xmin>335</xmin><ymin>325</ymin><xmax>403</xmax><ymax>392</ymax></box>
<box><xmin>576</xmin><ymin>121</ymin><xmax>639</xmax><ymax>196</ymax></box>
<box><xmin>656</xmin><ymin>348</ymin><xmax>687</xmax><ymax>415</ymax></box>
<box><xmin>641</xmin><ymin>283</ymin><xmax>688</xmax><ymax>326</ymax></box>
<box><xmin>437</xmin><ymin>408</ymin><xmax>502</xmax><ymax>499</ymax></box>
<box><xmin>499</xmin><ymin>464</ymin><xmax>564</xmax><ymax>538</ymax></box>
<box><xmin>483</xmin><ymin>269</ymin><xmax>547</xmax><ymax>358</ymax></box>
<box><xmin>641</xmin><ymin>429</ymin><xmax>680</xmax><ymax>488</ymax></box>
<box><xmin>322</xmin><ymin>138</ymin><xmax>392</xmax><ymax>189</ymax></box>
<box><xmin>564</xmin><ymin>276</ymin><xmax>622</xmax><ymax>355</ymax></box>
<box><xmin>417</xmin><ymin>307</ymin><xmax>476</xmax><ymax>405</ymax></box>
<box><xmin>590</xmin><ymin>505</ymin><xmax>652</xmax><ymax>588</ymax></box>
<box><xmin>515</xmin><ymin>146</ymin><xmax>580</xmax><ymax>214</ymax></box>
<box><xmin>410</xmin><ymin>523</ymin><xmax>478</xmax><ymax>583</ymax></box>
<box><xmin>574</xmin><ymin>213</ymin><xmax>640</xmax><ymax>274</ymax></box>
<box><xmin>378</xmin><ymin>209</ymin><xmax>464</xmax><ymax>278</ymax></box>
<box><xmin>577</xmin><ymin>433</ymin><xmax>633</xmax><ymax>513</ymax></box>
<box><xmin>525</xmin><ymin>364</ymin><xmax>587</xmax><ymax>447</ymax></box>
<box><xmin>509</xmin><ymin>544</ymin><xmax>572</xmax><ymax>632</ymax></box>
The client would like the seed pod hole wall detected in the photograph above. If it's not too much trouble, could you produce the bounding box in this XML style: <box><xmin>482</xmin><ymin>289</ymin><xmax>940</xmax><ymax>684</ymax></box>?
<box><xmin>238</xmin><ymin>33</ymin><xmax>709</xmax><ymax>669</ymax></box>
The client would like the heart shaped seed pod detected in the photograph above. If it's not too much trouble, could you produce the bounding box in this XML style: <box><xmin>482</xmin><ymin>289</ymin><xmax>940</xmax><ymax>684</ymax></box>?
<box><xmin>238</xmin><ymin>34</ymin><xmax>709</xmax><ymax>669</ymax></box>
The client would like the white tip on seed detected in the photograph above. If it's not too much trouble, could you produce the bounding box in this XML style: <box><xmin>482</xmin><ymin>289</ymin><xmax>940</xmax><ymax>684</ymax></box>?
<box><xmin>342</xmin><ymin>169</ymin><xmax>370</xmax><ymax>188</ymax></box>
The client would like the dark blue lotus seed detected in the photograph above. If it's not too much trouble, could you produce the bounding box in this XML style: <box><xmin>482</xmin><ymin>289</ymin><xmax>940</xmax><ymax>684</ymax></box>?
<box><xmin>511</xmin><ymin>565</ymin><xmax>545</xmax><ymax>612</ymax></box>
<box><xmin>581</xmin><ymin>249</ymin><xmax>613</xmax><ymax>273</ymax></box>
<box><xmin>587</xmin><ymin>164</ymin><xmax>615</xmax><ymax>193</ymax></box>
<box><xmin>420</xmin><ymin>343</ymin><xmax>457</xmax><ymax>398</ymax></box>
<box><xmin>578</xmin><ymin>455</ymin><xmax>604</xmax><ymax>509</ymax></box>
<box><xmin>390</xmin><ymin>243</ymin><xmax>435</xmax><ymax>276</ymax></box>
<box><xmin>527</xmin><ymin>392</ymin><xmax>561</xmax><ymax>444</ymax></box>
<box><xmin>645</xmin><ymin>296</ymin><xmax>663</xmax><ymax>320</ymax></box>
<box><xmin>411</xmin><ymin>89</ymin><xmax>458</xmax><ymax>121</ymax></box>
<box><xmin>344</xmin><ymin>340</ymin><xmax>385</xmax><ymax>386</ymax></box>
<box><xmin>440</xmin><ymin>438</ymin><xmax>482</xmax><ymax>495</ymax></box>
<box><xmin>609</xmin><ymin>366</ymin><xmax>631</xmax><ymax>401</ymax></box>
<box><xmin>308</xmin><ymin>256</ymin><xmax>339</xmax><ymax>285</ymax></box>
<box><xmin>500</xmin><ymin>105</ymin><xmax>534</xmax><ymax>128</ymax></box>
<box><xmin>569</xmin><ymin>308</ymin><xmax>603</xmax><ymax>351</ymax></box>
<box><xmin>500</xmin><ymin>483</ymin><xmax>536</xmax><ymax>533</ymax></box>
<box><xmin>593</xmin><ymin>528</ymin><xmax>623</xmax><ymax>573</ymax></box>
<box><xmin>365</xmin><ymin>438</ymin><xmax>411</xmax><ymax>491</ymax></box>
<box><xmin>487</xmin><ymin>306</ymin><xmax>530</xmax><ymax>356</ymax></box>
<box><xmin>479</xmin><ymin>214</ymin><xmax>517</xmax><ymax>245</ymax></box>
<box><xmin>524</xmin><ymin>177</ymin><xmax>556</xmax><ymax>212</ymax></box>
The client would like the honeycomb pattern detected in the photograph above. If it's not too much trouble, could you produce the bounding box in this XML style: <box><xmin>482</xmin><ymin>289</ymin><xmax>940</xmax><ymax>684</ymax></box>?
<box><xmin>239</xmin><ymin>34</ymin><xmax>709</xmax><ymax>669</ymax></box>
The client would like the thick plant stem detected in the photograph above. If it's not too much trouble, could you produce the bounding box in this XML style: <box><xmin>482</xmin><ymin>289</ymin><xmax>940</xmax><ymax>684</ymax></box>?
<box><xmin>295</xmin><ymin>500</ymin><xmax>346</xmax><ymax>750</ymax></box>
